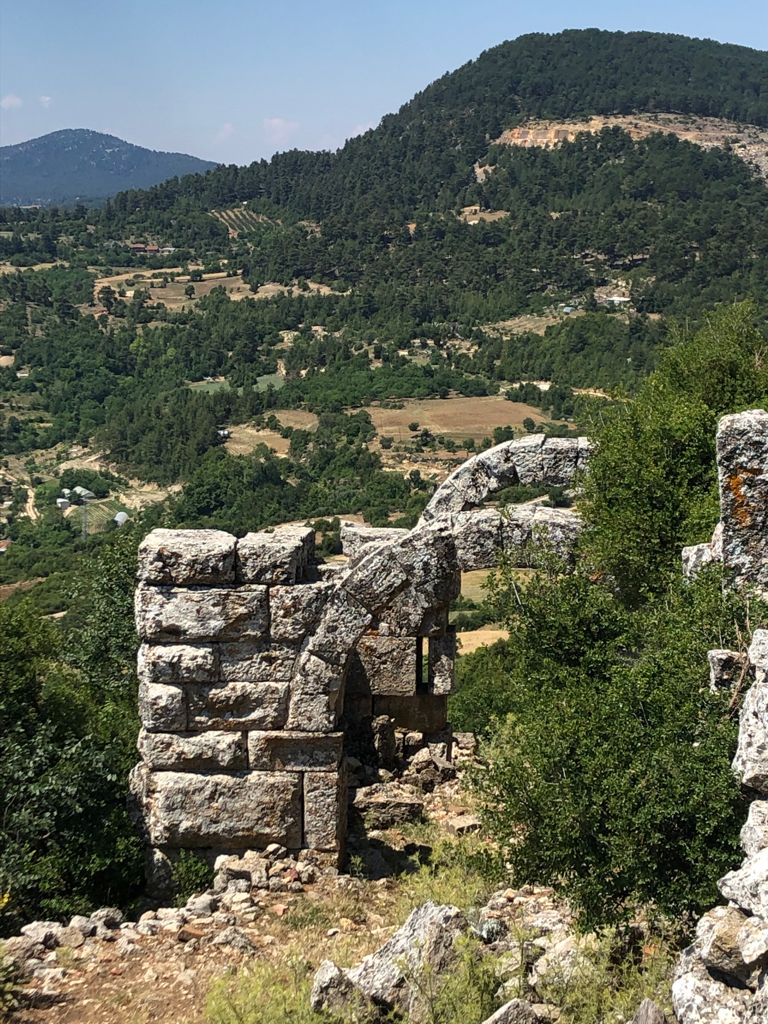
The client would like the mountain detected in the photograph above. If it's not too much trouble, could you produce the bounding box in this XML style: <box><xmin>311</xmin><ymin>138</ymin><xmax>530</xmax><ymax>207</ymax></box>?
<box><xmin>0</xmin><ymin>129</ymin><xmax>217</xmax><ymax>206</ymax></box>
<box><xmin>111</xmin><ymin>29</ymin><xmax>768</xmax><ymax>222</ymax></box>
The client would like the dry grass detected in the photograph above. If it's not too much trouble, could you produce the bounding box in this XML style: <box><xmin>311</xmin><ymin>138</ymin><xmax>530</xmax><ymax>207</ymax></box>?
<box><xmin>457</xmin><ymin>629</ymin><xmax>508</xmax><ymax>654</ymax></box>
<box><xmin>225</xmin><ymin>425</ymin><xmax>291</xmax><ymax>456</ymax></box>
<box><xmin>365</xmin><ymin>397</ymin><xmax>547</xmax><ymax>443</ymax></box>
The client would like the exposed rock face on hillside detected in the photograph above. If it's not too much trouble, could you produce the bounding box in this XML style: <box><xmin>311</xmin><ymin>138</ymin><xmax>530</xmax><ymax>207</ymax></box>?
<box><xmin>489</xmin><ymin>115</ymin><xmax>768</xmax><ymax>182</ymax></box>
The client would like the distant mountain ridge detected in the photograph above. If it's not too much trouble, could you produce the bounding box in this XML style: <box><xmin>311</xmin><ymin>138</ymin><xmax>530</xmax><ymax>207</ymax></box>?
<box><xmin>0</xmin><ymin>129</ymin><xmax>217</xmax><ymax>206</ymax></box>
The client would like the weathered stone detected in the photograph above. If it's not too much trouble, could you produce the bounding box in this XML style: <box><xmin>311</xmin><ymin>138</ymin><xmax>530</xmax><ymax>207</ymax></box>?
<box><xmin>630</xmin><ymin>999</ymin><xmax>668</xmax><ymax>1024</ymax></box>
<box><xmin>138</xmin><ymin>728</ymin><xmax>247</xmax><ymax>771</ymax></box>
<box><xmin>247</xmin><ymin>731</ymin><xmax>343</xmax><ymax>771</ymax></box>
<box><xmin>717</xmin><ymin>409</ymin><xmax>768</xmax><ymax>595</ymax></box>
<box><xmin>453</xmin><ymin>508</ymin><xmax>503</xmax><ymax>571</ymax></box>
<box><xmin>507</xmin><ymin>434</ymin><xmax>546</xmax><ymax>485</ymax></box>
<box><xmin>708</xmin><ymin>649</ymin><xmax>748</xmax><ymax>693</ymax></box>
<box><xmin>480</xmin><ymin>1000</ymin><xmax>539</xmax><ymax>1024</ymax></box>
<box><xmin>219</xmin><ymin>643</ymin><xmax>297</xmax><ymax>682</ymax></box>
<box><xmin>733</xmin><ymin>633</ymin><xmax>768</xmax><ymax>792</ymax></box>
<box><xmin>672</xmin><ymin>949</ymin><xmax>751</xmax><ymax>1024</ymax></box>
<box><xmin>236</xmin><ymin>527</ymin><xmax>313</xmax><ymax>584</ymax></box>
<box><xmin>718</xmin><ymin>848</ymin><xmax>768</xmax><ymax>917</ymax></box>
<box><xmin>531</xmin><ymin>507</ymin><xmax>583</xmax><ymax>562</ymax></box>
<box><xmin>449</xmin><ymin>458</ymin><xmax>502</xmax><ymax>508</ymax></box>
<box><xmin>135</xmin><ymin>585</ymin><xmax>269</xmax><ymax>643</ymax></box>
<box><xmin>742</xmin><ymin>800</ymin><xmax>768</xmax><ymax>856</ymax></box>
<box><xmin>428</xmin><ymin>632</ymin><xmax>456</xmax><ymax>695</ymax></box>
<box><xmin>143</xmin><ymin>771</ymin><xmax>302</xmax><ymax>849</ymax></box>
<box><xmin>682</xmin><ymin>542</ymin><xmax>718</xmax><ymax>579</ymax></box>
<box><xmin>341</xmin><ymin>546</ymin><xmax>409</xmax><ymax>614</ymax></box>
<box><xmin>304</xmin><ymin>771</ymin><xmax>346</xmax><ymax>851</ymax></box>
<box><xmin>348</xmin><ymin>635</ymin><xmax>418</xmax><ymax>696</ymax></box>
<box><xmin>286</xmin><ymin>651</ymin><xmax>345</xmax><ymax>732</ymax></box>
<box><xmin>345</xmin><ymin>902</ymin><xmax>468</xmax><ymax>1021</ymax></box>
<box><xmin>138</xmin><ymin>680</ymin><xmax>186</xmax><ymax>732</ymax></box>
<box><xmin>137</xmin><ymin>528</ymin><xmax>237</xmax><ymax>585</ymax></box>
<box><xmin>306</xmin><ymin>589</ymin><xmax>373</xmax><ymax>666</ymax></box>
<box><xmin>269</xmin><ymin>582</ymin><xmax>332</xmax><ymax>646</ymax></box>
<box><xmin>373</xmin><ymin>694</ymin><xmax>448</xmax><ymax>734</ymax></box>
<box><xmin>340</xmin><ymin>523</ymin><xmax>408</xmax><ymax>559</ymax></box>
<box><xmin>500</xmin><ymin>507</ymin><xmax>535</xmax><ymax>557</ymax></box>
<box><xmin>746</xmin><ymin>971</ymin><xmax>768</xmax><ymax>1023</ymax></box>
<box><xmin>529</xmin><ymin>933</ymin><xmax>600</xmax><ymax>995</ymax></box>
<box><xmin>187</xmin><ymin>680</ymin><xmax>288</xmax><ymax>731</ymax></box>
<box><xmin>737</xmin><ymin>915</ymin><xmax>768</xmax><ymax>967</ymax></box>
<box><xmin>540</xmin><ymin>437</ymin><xmax>580</xmax><ymax>484</ymax></box>
<box><xmin>310</xmin><ymin>960</ymin><xmax>370</xmax><ymax>1016</ymax></box>
<box><xmin>137</xmin><ymin>643</ymin><xmax>217</xmax><ymax>684</ymax></box>
<box><xmin>352</xmin><ymin>782</ymin><xmax>424</xmax><ymax>829</ymax></box>
<box><xmin>694</xmin><ymin>905</ymin><xmax>751</xmax><ymax>983</ymax></box>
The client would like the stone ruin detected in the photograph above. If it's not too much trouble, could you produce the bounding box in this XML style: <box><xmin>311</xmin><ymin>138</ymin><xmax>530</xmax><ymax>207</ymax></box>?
<box><xmin>129</xmin><ymin>434</ymin><xmax>588</xmax><ymax>890</ymax></box>
<box><xmin>674</xmin><ymin>410</ymin><xmax>768</xmax><ymax>1024</ymax></box>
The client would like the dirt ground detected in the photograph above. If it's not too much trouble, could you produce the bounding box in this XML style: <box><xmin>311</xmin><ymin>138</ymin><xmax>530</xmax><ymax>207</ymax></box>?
<box><xmin>225</xmin><ymin>425</ymin><xmax>291</xmax><ymax>456</ymax></box>
<box><xmin>365</xmin><ymin>396</ymin><xmax>547</xmax><ymax>443</ymax></box>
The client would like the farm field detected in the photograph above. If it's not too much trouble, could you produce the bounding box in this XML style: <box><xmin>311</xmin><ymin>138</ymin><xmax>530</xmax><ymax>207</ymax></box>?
<box><xmin>456</xmin><ymin>627</ymin><xmax>508</xmax><ymax>654</ymax></box>
<box><xmin>365</xmin><ymin>396</ymin><xmax>547</xmax><ymax>442</ymax></box>
<box><xmin>225</xmin><ymin>424</ymin><xmax>291</xmax><ymax>456</ymax></box>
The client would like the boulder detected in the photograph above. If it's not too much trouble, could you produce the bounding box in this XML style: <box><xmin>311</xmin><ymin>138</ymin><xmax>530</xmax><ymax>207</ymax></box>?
<box><xmin>672</xmin><ymin>951</ymin><xmax>751</xmax><ymax>1024</ymax></box>
<box><xmin>719</xmin><ymin>848</ymin><xmax>768</xmax><ymax>917</ymax></box>
<box><xmin>352</xmin><ymin>782</ymin><xmax>425</xmax><ymax>830</ymax></box>
<box><xmin>312</xmin><ymin>902</ymin><xmax>469</xmax><ymax>1021</ymax></box>
<box><xmin>694</xmin><ymin>905</ymin><xmax>751</xmax><ymax>983</ymax></box>
<box><xmin>738</xmin><ymin>915</ymin><xmax>768</xmax><ymax>967</ymax></box>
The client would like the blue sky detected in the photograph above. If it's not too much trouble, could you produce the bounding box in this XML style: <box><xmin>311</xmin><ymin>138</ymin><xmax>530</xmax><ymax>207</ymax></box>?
<box><xmin>1</xmin><ymin>0</ymin><xmax>766</xmax><ymax>164</ymax></box>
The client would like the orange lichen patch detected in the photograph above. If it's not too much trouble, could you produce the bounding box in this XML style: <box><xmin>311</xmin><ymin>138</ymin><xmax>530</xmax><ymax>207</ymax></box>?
<box><xmin>727</xmin><ymin>467</ymin><xmax>759</xmax><ymax>527</ymax></box>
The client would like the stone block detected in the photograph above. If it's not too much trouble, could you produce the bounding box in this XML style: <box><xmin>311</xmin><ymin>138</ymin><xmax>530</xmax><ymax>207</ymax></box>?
<box><xmin>187</xmin><ymin>680</ymin><xmax>288</xmax><ymax>731</ymax></box>
<box><xmin>540</xmin><ymin>437</ymin><xmax>581</xmax><ymax>484</ymax></box>
<box><xmin>742</xmin><ymin>800</ymin><xmax>768</xmax><ymax>856</ymax></box>
<box><xmin>341</xmin><ymin>547</ymin><xmax>409</xmax><ymax>614</ymax></box>
<box><xmin>135</xmin><ymin>585</ymin><xmax>269</xmax><ymax>643</ymax></box>
<box><xmin>428</xmin><ymin>632</ymin><xmax>456</xmax><ymax>695</ymax></box>
<box><xmin>304</xmin><ymin>771</ymin><xmax>347</xmax><ymax>851</ymax></box>
<box><xmin>137</xmin><ymin>528</ymin><xmax>237</xmax><ymax>585</ymax></box>
<box><xmin>286</xmin><ymin>652</ymin><xmax>345</xmax><ymax>732</ymax></box>
<box><xmin>531</xmin><ymin>507</ymin><xmax>583</xmax><ymax>562</ymax></box>
<box><xmin>219</xmin><ymin>643</ymin><xmax>297</xmax><ymax>682</ymax></box>
<box><xmin>348</xmin><ymin>635</ymin><xmax>418</xmax><ymax>696</ymax></box>
<box><xmin>718</xmin><ymin>847</ymin><xmax>768</xmax><ymax>917</ymax></box>
<box><xmin>507</xmin><ymin>434</ymin><xmax>545</xmax><ymax>485</ymax></box>
<box><xmin>717</xmin><ymin>409</ymin><xmax>768</xmax><ymax>594</ymax></box>
<box><xmin>138</xmin><ymin>680</ymin><xmax>186</xmax><ymax>732</ymax></box>
<box><xmin>500</xmin><ymin>507</ymin><xmax>534</xmax><ymax>558</ymax></box>
<box><xmin>306</xmin><ymin>590</ymin><xmax>372</xmax><ymax>666</ymax></box>
<box><xmin>143</xmin><ymin>771</ymin><xmax>302</xmax><ymax>849</ymax></box>
<box><xmin>453</xmin><ymin>508</ymin><xmax>503</xmax><ymax>571</ymax></box>
<box><xmin>708</xmin><ymin>649</ymin><xmax>747</xmax><ymax>693</ymax></box>
<box><xmin>269</xmin><ymin>581</ymin><xmax>332</xmax><ymax>646</ymax></box>
<box><xmin>340</xmin><ymin>523</ymin><xmax>408</xmax><ymax>559</ymax></box>
<box><xmin>733</xmin><ymin>649</ymin><xmax>768</xmax><ymax>793</ymax></box>
<box><xmin>138</xmin><ymin>728</ymin><xmax>247</xmax><ymax>771</ymax></box>
<box><xmin>248</xmin><ymin>731</ymin><xmax>343</xmax><ymax>772</ymax></box>
<box><xmin>236</xmin><ymin>526</ymin><xmax>314</xmax><ymax>584</ymax></box>
<box><xmin>372</xmin><ymin>694</ymin><xmax>448</xmax><ymax>734</ymax></box>
<box><xmin>137</xmin><ymin>643</ymin><xmax>218</xmax><ymax>684</ymax></box>
<box><xmin>448</xmin><ymin>458</ymin><xmax>500</xmax><ymax>508</ymax></box>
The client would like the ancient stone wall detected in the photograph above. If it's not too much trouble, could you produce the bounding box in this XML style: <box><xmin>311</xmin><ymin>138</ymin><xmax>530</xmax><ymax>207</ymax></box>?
<box><xmin>130</xmin><ymin>434</ymin><xmax>588</xmax><ymax>887</ymax></box>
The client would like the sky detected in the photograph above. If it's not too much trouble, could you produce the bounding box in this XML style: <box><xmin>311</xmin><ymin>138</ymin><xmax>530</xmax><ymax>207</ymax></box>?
<box><xmin>1</xmin><ymin>0</ymin><xmax>766</xmax><ymax>165</ymax></box>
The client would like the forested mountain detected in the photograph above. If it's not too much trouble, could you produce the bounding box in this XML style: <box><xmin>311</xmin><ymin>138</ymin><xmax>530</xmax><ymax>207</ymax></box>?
<box><xmin>108</xmin><ymin>29</ymin><xmax>768</xmax><ymax>222</ymax></box>
<box><xmin>0</xmin><ymin>129</ymin><xmax>216</xmax><ymax>206</ymax></box>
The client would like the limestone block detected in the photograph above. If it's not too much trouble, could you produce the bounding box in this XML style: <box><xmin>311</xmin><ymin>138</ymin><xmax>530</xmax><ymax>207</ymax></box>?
<box><xmin>447</xmin><ymin>458</ymin><xmax>501</xmax><ymax>508</ymax></box>
<box><xmin>718</xmin><ymin>848</ymin><xmax>768</xmax><ymax>917</ymax></box>
<box><xmin>377</xmin><ymin>525</ymin><xmax>459</xmax><ymax>634</ymax></box>
<box><xmin>304</xmin><ymin>770</ymin><xmax>346</xmax><ymax>851</ymax></box>
<box><xmin>135</xmin><ymin>585</ymin><xmax>269</xmax><ymax>643</ymax></box>
<box><xmin>717</xmin><ymin>409</ymin><xmax>768</xmax><ymax>594</ymax></box>
<box><xmin>138</xmin><ymin>680</ymin><xmax>186</xmax><ymax>732</ymax></box>
<box><xmin>531</xmin><ymin>507</ymin><xmax>583</xmax><ymax>561</ymax></box>
<box><xmin>507</xmin><ymin>434</ymin><xmax>546</xmax><ymax>485</ymax></box>
<box><xmin>341</xmin><ymin>547</ymin><xmax>409</xmax><ymax>615</ymax></box>
<box><xmin>236</xmin><ymin>526</ymin><xmax>313</xmax><ymax>584</ymax></box>
<box><xmin>707</xmin><ymin>649</ymin><xmax>747</xmax><ymax>693</ymax></box>
<box><xmin>270</xmin><ymin>581</ymin><xmax>332</xmax><ymax>646</ymax></box>
<box><xmin>137</xmin><ymin>643</ymin><xmax>218</xmax><ymax>684</ymax></box>
<box><xmin>694</xmin><ymin>905</ymin><xmax>752</xmax><ymax>983</ymax></box>
<box><xmin>577</xmin><ymin>436</ymin><xmax>593</xmax><ymax>473</ymax></box>
<box><xmin>137</xmin><ymin>528</ymin><xmax>237</xmax><ymax>585</ymax></box>
<box><xmin>453</xmin><ymin>508</ymin><xmax>503</xmax><ymax>571</ymax></box>
<box><xmin>286</xmin><ymin>651</ymin><xmax>345</xmax><ymax>732</ymax></box>
<box><xmin>248</xmin><ymin>731</ymin><xmax>343</xmax><ymax>772</ymax></box>
<box><xmin>219</xmin><ymin>643</ymin><xmax>297</xmax><ymax>682</ymax></box>
<box><xmin>540</xmin><ymin>437</ymin><xmax>581</xmax><ymax>485</ymax></box>
<box><xmin>306</xmin><ymin>590</ymin><xmax>372</xmax><ymax>666</ymax></box>
<box><xmin>373</xmin><ymin>694</ymin><xmax>448</xmax><ymax>734</ymax></box>
<box><xmin>500</xmin><ymin>507</ymin><xmax>535</xmax><ymax>558</ymax></box>
<box><xmin>733</xmin><ymin>643</ymin><xmax>768</xmax><ymax>792</ymax></box>
<box><xmin>737</xmin><ymin>915</ymin><xmax>768</xmax><ymax>967</ymax></box>
<box><xmin>429</xmin><ymin>632</ymin><xmax>456</xmax><ymax>695</ymax></box>
<box><xmin>143</xmin><ymin>771</ymin><xmax>302</xmax><ymax>849</ymax></box>
<box><xmin>742</xmin><ymin>801</ymin><xmax>768</xmax><ymax>856</ymax></box>
<box><xmin>138</xmin><ymin>728</ymin><xmax>247</xmax><ymax>771</ymax></box>
<box><xmin>682</xmin><ymin>542</ymin><xmax>719</xmax><ymax>580</ymax></box>
<box><xmin>420</xmin><ymin>479</ymin><xmax>467</xmax><ymax>521</ymax></box>
<box><xmin>349</xmin><ymin>636</ymin><xmax>418</xmax><ymax>696</ymax></box>
<box><xmin>187</xmin><ymin>680</ymin><xmax>288</xmax><ymax>730</ymax></box>
<box><xmin>340</xmin><ymin>523</ymin><xmax>408</xmax><ymax>559</ymax></box>
<box><xmin>672</xmin><ymin>948</ymin><xmax>750</xmax><ymax>1024</ymax></box>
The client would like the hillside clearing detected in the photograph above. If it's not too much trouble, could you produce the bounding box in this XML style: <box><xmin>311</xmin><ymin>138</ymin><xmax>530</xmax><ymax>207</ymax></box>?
<box><xmin>365</xmin><ymin>396</ymin><xmax>547</xmax><ymax>442</ymax></box>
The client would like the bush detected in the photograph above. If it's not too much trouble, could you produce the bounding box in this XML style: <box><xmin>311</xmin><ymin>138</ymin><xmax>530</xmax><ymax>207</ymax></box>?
<box><xmin>172</xmin><ymin>851</ymin><xmax>214</xmax><ymax>907</ymax></box>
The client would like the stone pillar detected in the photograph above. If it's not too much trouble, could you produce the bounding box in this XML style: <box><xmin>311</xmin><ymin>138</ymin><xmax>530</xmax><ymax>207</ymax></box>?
<box><xmin>717</xmin><ymin>409</ymin><xmax>768</xmax><ymax>596</ymax></box>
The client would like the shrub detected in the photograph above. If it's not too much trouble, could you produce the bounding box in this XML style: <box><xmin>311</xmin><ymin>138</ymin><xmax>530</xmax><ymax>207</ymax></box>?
<box><xmin>172</xmin><ymin>851</ymin><xmax>214</xmax><ymax>907</ymax></box>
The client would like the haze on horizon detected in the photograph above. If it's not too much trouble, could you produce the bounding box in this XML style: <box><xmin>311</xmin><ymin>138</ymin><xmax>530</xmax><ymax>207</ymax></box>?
<box><xmin>1</xmin><ymin>0</ymin><xmax>766</xmax><ymax>166</ymax></box>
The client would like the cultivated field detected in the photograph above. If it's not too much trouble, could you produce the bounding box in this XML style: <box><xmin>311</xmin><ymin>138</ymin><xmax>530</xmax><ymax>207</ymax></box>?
<box><xmin>365</xmin><ymin>396</ymin><xmax>547</xmax><ymax>442</ymax></box>
<box><xmin>225</xmin><ymin>425</ymin><xmax>291</xmax><ymax>456</ymax></box>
